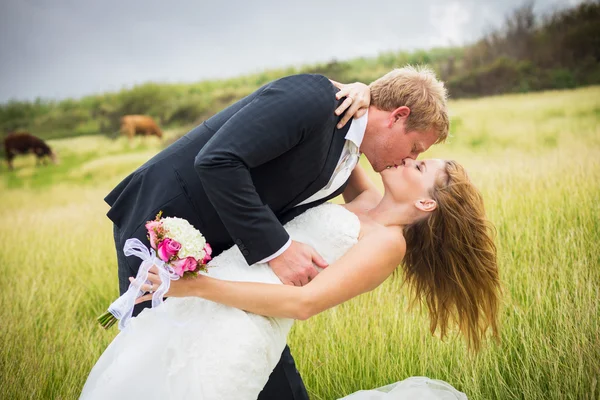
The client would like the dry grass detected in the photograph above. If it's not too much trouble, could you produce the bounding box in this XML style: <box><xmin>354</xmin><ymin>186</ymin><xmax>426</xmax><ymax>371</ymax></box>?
<box><xmin>1</xmin><ymin>87</ymin><xmax>599</xmax><ymax>399</ymax></box>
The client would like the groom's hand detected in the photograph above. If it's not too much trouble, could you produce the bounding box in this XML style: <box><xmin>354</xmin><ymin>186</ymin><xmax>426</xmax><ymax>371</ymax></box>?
<box><xmin>269</xmin><ymin>240</ymin><xmax>329</xmax><ymax>286</ymax></box>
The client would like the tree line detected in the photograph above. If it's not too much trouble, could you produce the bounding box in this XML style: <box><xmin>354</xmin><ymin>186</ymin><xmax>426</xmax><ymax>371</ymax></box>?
<box><xmin>1</xmin><ymin>0</ymin><xmax>598</xmax><ymax>141</ymax></box>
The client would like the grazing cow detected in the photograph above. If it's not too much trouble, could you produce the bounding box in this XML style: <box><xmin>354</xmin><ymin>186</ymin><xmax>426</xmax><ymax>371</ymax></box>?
<box><xmin>3</xmin><ymin>132</ymin><xmax>57</xmax><ymax>170</ymax></box>
<box><xmin>120</xmin><ymin>115</ymin><xmax>163</xmax><ymax>140</ymax></box>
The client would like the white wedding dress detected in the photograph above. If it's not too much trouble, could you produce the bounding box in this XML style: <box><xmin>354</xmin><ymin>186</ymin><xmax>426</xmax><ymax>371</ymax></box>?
<box><xmin>81</xmin><ymin>203</ymin><xmax>466</xmax><ymax>400</ymax></box>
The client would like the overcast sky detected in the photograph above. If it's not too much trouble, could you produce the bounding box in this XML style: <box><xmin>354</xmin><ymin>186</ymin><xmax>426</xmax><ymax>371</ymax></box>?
<box><xmin>0</xmin><ymin>0</ymin><xmax>576</xmax><ymax>102</ymax></box>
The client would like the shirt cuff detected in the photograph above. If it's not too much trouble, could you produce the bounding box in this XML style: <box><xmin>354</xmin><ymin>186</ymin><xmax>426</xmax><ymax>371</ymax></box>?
<box><xmin>256</xmin><ymin>238</ymin><xmax>292</xmax><ymax>264</ymax></box>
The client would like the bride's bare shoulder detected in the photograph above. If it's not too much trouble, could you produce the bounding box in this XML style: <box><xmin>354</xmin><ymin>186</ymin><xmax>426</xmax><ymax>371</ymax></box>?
<box><xmin>357</xmin><ymin>223</ymin><xmax>406</xmax><ymax>263</ymax></box>
<box><xmin>348</xmin><ymin>190</ymin><xmax>381</xmax><ymax>211</ymax></box>
<box><xmin>343</xmin><ymin>191</ymin><xmax>381</xmax><ymax>218</ymax></box>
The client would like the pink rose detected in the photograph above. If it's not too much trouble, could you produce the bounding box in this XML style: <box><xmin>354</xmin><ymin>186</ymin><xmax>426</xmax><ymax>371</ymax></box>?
<box><xmin>146</xmin><ymin>220</ymin><xmax>163</xmax><ymax>249</ymax></box>
<box><xmin>157</xmin><ymin>238</ymin><xmax>181</xmax><ymax>262</ymax></box>
<box><xmin>202</xmin><ymin>243</ymin><xmax>212</xmax><ymax>264</ymax></box>
<box><xmin>171</xmin><ymin>257</ymin><xmax>198</xmax><ymax>277</ymax></box>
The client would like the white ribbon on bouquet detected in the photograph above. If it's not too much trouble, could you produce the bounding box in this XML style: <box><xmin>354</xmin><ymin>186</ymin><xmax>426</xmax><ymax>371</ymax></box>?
<box><xmin>107</xmin><ymin>238</ymin><xmax>180</xmax><ymax>330</ymax></box>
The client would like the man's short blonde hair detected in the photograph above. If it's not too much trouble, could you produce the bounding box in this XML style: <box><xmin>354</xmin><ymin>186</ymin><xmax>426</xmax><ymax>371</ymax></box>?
<box><xmin>370</xmin><ymin>65</ymin><xmax>449</xmax><ymax>143</ymax></box>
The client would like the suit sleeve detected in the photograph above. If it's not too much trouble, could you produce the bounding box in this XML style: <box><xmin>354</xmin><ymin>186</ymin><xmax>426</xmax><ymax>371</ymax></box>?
<box><xmin>194</xmin><ymin>74</ymin><xmax>335</xmax><ymax>265</ymax></box>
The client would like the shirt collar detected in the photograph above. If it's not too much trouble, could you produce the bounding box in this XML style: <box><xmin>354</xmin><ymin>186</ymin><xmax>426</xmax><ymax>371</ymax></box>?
<box><xmin>344</xmin><ymin>109</ymin><xmax>368</xmax><ymax>149</ymax></box>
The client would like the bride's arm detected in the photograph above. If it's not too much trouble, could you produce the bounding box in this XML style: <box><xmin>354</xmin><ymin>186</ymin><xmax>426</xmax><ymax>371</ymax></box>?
<box><xmin>137</xmin><ymin>228</ymin><xmax>405</xmax><ymax>320</ymax></box>
<box><xmin>329</xmin><ymin>80</ymin><xmax>370</xmax><ymax>129</ymax></box>
<box><xmin>343</xmin><ymin>164</ymin><xmax>382</xmax><ymax>207</ymax></box>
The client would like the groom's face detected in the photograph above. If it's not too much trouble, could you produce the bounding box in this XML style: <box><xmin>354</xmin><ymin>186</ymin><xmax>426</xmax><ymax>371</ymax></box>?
<box><xmin>362</xmin><ymin>110</ymin><xmax>439</xmax><ymax>173</ymax></box>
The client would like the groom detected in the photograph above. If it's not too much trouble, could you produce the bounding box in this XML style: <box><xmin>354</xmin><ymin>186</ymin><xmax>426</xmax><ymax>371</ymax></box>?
<box><xmin>105</xmin><ymin>66</ymin><xmax>448</xmax><ymax>399</ymax></box>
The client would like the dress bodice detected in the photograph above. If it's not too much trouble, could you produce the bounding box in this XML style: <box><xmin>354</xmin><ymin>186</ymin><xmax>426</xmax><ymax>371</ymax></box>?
<box><xmin>87</xmin><ymin>204</ymin><xmax>361</xmax><ymax>398</ymax></box>
<box><xmin>204</xmin><ymin>203</ymin><xmax>361</xmax><ymax>284</ymax></box>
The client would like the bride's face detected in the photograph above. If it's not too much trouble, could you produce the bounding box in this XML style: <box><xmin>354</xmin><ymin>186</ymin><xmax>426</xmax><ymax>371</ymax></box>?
<box><xmin>380</xmin><ymin>158</ymin><xmax>447</xmax><ymax>204</ymax></box>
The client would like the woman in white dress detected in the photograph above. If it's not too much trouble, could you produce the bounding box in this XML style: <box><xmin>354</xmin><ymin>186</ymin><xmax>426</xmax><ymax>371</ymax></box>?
<box><xmin>81</xmin><ymin>158</ymin><xmax>500</xmax><ymax>400</ymax></box>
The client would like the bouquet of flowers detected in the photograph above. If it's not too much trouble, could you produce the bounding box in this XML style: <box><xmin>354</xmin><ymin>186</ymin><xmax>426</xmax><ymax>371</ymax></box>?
<box><xmin>98</xmin><ymin>211</ymin><xmax>213</xmax><ymax>329</ymax></box>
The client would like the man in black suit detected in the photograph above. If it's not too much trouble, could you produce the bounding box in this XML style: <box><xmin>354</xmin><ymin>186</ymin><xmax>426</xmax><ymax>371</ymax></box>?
<box><xmin>105</xmin><ymin>67</ymin><xmax>449</xmax><ymax>399</ymax></box>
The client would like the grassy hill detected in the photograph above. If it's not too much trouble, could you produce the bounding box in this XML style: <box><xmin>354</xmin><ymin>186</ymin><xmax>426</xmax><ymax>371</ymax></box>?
<box><xmin>1</xmin><ymin>86</ymin><xmax>598</xmax><ymax>399</ymax></box>
<box><xmin>1</xmin><ymin>1</ymin><xmax>598</xmax><ymax>144</ymax></box>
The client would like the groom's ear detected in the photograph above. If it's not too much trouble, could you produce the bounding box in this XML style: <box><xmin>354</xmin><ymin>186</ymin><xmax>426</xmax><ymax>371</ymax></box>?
<box><xmin>389</xmin><ymin>106</ymin><xmax>411</xmax><ymax>127</ymax></box>
<box><xmin>414</xmin><ymin>198</ymin><xmax>437</xmax><ymax>213</ymax></box>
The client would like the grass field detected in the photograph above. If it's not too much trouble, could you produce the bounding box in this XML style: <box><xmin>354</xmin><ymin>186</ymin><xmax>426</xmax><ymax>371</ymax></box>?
<box><xmin>1</xmin><ymin>87</ymin><xmax>599</xmax><ymax>399</ymax></box>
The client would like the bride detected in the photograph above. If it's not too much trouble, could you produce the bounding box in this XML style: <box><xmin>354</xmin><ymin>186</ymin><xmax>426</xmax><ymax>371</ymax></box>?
<box><xmin>81</xmin><ymin>157</ymin><xmax>500</xmax><ymax>399</ymax></box>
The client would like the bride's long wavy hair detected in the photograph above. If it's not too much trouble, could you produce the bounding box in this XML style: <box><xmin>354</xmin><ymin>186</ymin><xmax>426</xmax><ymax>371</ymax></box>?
<box><xmin>402</xmin><ymin>161</ymin><xmax>500</xmax><ymax>351</ymax></box>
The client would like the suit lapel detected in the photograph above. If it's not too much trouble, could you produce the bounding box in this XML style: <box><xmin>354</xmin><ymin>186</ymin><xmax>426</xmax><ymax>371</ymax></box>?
<box><xmin>280</xmin><ymin>177</ymin><xmax>350</xmax><ymax>225</ymax></box>
<box><xmin>280</xmin><ymin>121</ymin><xmax>350</xmax><ymax>214</ymax></box>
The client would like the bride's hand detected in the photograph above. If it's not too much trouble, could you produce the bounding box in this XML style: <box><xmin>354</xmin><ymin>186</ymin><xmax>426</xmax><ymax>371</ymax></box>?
<box><xmin>131</xmin><ymin>265</ymin><xmax>197</xmax><ymax>304</ymax></box>
<box><xmin>329</xmin><ymin>80</ymin><xmax>370</xmax><ymax>129</ymax></box>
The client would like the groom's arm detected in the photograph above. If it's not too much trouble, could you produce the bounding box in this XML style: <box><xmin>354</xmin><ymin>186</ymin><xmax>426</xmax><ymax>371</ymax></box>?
<box><xmin>195</xmin><ymin>74</ymin><xmax>335</xmax><ymax>265</ymax></box>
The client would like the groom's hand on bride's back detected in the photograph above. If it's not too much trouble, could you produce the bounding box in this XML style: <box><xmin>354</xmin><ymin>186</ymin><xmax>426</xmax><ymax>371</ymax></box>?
<box><xmin>268</xmin><ymin>240</ymin><xmax>328</xmax><ymax>286</ymax></box>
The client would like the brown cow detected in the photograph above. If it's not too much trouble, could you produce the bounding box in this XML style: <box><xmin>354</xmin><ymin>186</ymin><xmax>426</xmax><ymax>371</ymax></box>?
<box><xmin>120</xmin><ymin>115</ymin><xmax>163</xmax><ymax>140</ymax></box>
<box><xmin>3</xmin><ymin>132</ymin><xmax>57</xmax><ymax>170</ymax></box>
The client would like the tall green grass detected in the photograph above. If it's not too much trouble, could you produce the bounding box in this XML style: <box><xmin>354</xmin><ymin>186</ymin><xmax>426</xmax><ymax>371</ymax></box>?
<box><xmin>1</xmin><ymin>87</ymin><xmax>599</xmax><ymax>399</ymax></box>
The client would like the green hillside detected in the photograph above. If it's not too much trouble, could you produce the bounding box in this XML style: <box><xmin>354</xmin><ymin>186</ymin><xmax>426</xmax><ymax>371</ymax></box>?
<box><xmin>1</xmin><ymin>1</ymin><xmax>598</xmax><ymax>143</ymax></box>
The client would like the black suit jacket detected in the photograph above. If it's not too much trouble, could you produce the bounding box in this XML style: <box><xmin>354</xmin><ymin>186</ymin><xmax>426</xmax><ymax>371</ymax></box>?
<box><xmin>105</xmin><ymin>74</ymin><xmax>352</xmax><ymax>264</ymax></box>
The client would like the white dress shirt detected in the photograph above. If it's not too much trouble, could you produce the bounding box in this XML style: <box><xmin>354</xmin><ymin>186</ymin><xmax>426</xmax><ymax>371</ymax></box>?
<box><xmin>257</xmin><ymin>111</ymin><xmax>368</xmax><ymax>264</ymax></box>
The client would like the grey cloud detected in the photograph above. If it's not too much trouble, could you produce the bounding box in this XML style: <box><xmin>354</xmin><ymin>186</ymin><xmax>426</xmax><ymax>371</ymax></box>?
<box><xmin>0</xmin><ymin>0</ymin><xmax>574</xmax><ymax>102</ymax></box>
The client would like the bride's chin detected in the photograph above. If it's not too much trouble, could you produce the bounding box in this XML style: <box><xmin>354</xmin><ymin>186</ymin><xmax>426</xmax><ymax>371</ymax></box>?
<box><xmin>379</xmin><ymin>168</ymin><xmax>390</xmax><ymax>179</ymax></box>
<box><xmin>381</xmin><ymin>166</ymin><xmax>399</xmax><ymax>176</ymax></box>
<box><xmin>380</xmin><ymin>171</ymin><xmax>395</xmax><ymax>188</ymax></box>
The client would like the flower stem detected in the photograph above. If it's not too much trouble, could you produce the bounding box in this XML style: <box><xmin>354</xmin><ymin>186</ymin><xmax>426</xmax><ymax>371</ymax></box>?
<box><xmin>97</xmin><ymin>310</ymin><xmax>117</xmax><ymax>329</ymax></box>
